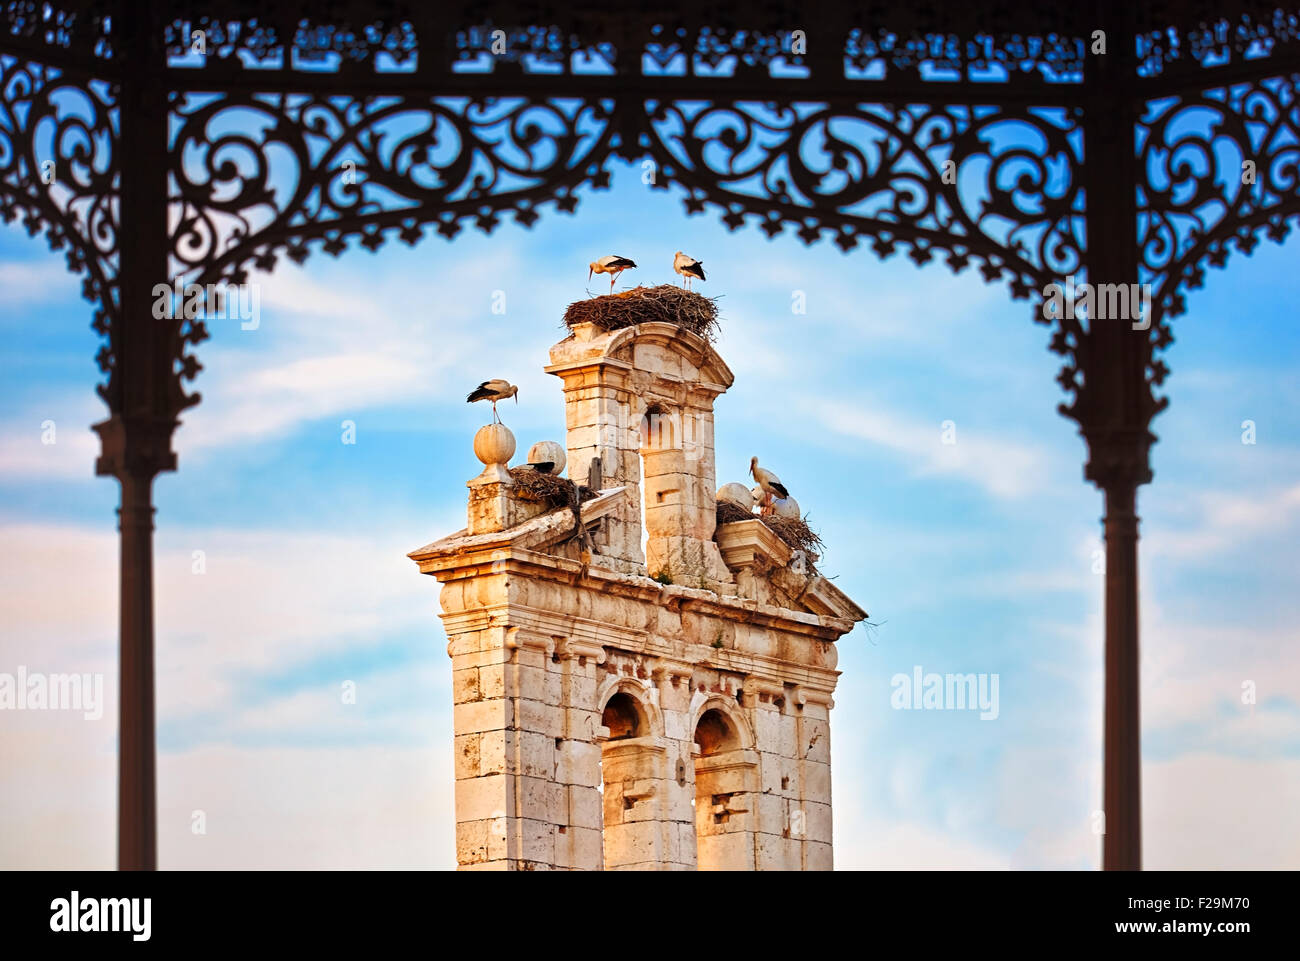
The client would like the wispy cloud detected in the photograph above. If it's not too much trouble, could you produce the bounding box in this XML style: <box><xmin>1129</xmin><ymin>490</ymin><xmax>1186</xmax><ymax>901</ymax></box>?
<box><xmin>813</xmin><ymin>401</ymin><xmax>1050</xmax><ymax>498</ymax></box>
<box><xmin>0</xmin><ymin>258</ymin><xmax>81</xmax><ymax>309</ymax></box>
<box><xmin>0</xmin><ymin>520</ymin><xmax>443</xmax><ymax>722</ymax></box>
<box><xmin>0</xmin><ymin>394</ymin><xmax>104</xmax><ymax>481</ymax></box>
<box><xmin>1147</xmin><ymin>483</ymin><xmax>1300</xmax><ymax>560</ymax></box>
<box><xmin>0</xmin><ymin>421</ymin><xmax>99</xmax><ymax>480</ymax></box>
<box><xmin>174</xmin><ymin>243</ymin><xmax>553</xmax><ymax>457</ymax></box>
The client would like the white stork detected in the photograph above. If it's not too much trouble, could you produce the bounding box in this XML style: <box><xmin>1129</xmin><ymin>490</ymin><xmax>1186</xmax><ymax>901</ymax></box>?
<box><xmin>673</xmin><ymin>251</ymin><xmax>706</xmax><ymax>290</ymax></box>
<box><xmin>466</xmin><ymin>379</ymin><xmax>518</xmax><ymax>423</ymax></box>
<box><xmin>588</xmin><ymin>255</ymin><xmax>637</xmax><ymax>293</ymax></box>
<box><xmin>749</xmin><ymin>456</ymin><xmax>789</xmax><ymax>514</ymax></box>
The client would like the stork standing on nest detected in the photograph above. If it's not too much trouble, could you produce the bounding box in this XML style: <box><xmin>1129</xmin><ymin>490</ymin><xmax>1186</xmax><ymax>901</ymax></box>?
<box><xmin>467</xmin><ymin>379</ymin><xmax>518</xmax><ymax>423</ymax></box>
<box><xmin>673</xmin><ymin>251</ymin><xmax>706</xmax><ymax>290</ymax></box>
<box><xmin>749</xmin><ymin>456</ymin><xmax>789</xmax><ymax>514</ymax></box>
<box><xmin>588</xmin><ymin>255</ymin><xmax>637</xmax><ymax>293</ymax></box>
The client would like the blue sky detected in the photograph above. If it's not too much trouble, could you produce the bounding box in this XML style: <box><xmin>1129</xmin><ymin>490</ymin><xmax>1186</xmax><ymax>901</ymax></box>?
<box><xmin>1</xmin><ymin>161</ymin><xmax>1298</xmax><ymax>869</ymax></box>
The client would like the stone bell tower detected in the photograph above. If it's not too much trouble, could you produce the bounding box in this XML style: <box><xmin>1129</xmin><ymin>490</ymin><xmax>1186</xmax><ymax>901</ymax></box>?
<box><xmin>545</xmin><ymin>321</ymin><xmax>734</xmax><ymax>589</ymax></box>
<box><xmin>409</xmin><ymin>317</ymin><xmax>866</xmax><ymax>870</ymax></box>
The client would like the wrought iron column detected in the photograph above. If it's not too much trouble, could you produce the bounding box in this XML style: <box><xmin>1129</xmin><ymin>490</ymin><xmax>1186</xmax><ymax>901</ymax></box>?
<box><xmin>94</xmin><ymin>417</ymin><xmax>174</xmax><ymax>871</ymax></box>
<box><xmin>92</xmin><ymin>2</ymin><xmax>176</xmax><ymax>871</ymax></box>
<box><xmin>1101</xmin><ymin>480</ymin><xmax>1143</xmax><ymax>868</ymax></box>
<box><xmin>1081</xmin><ymin>1</ymin><xmax>1154</xmax><ymax>871</ymax></box>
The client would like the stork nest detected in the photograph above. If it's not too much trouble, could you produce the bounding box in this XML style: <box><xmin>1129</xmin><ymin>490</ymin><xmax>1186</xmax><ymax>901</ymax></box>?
<box><xmin>764</xmin><ymin>515</ymin><xmax>824</xmax><ymax>564</ymax></box>
<box><xmin>509</xmin><ymin>467</ymin><xmax>596</xmax><ymax>509</ymax></box>
<box><xmin>715</xmin><ymin>500</ymin><xmax>755</xmax><ymax>525</ymax></box>
<box><xmin>714</xmin><ymin>502</ymin><xmax>824</xmax><ymax>567</ymax></box>
<box><xmin>563</xmin><ymin>284</ymin><xmax>720</xmax><ymax>342</ymax></box>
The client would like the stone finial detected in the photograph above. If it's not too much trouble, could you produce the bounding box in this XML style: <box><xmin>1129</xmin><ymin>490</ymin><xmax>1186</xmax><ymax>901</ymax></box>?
<box><xmin>467</xmin><ymin>424</ymin><xmax>516</xmax><ymax>533</ymax></box>
<box><xmin>717</xmin><ymin>482</ymin><xmax>755</xmax><ymax>512</ymax></box>
<box><xmin>526</xmin><ymin>440</ymin><xmax>566</xmax><ymax>476</ymax></box>
<box><xmin>472</xmin><ymin>423</ymin><xmax>515</xmax><ymax>485</ymax></box>
<box><xmin>770</xmin><ymin>495</ymin><xmax>801</xmax><ymax>519</ymax></box>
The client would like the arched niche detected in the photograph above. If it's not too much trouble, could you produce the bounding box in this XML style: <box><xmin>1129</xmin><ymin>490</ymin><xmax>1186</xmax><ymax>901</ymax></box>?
<box><xmin>596</xmin><ymin>680</ymin><xmax>667</xmax><ymax>870</ymax></box>
<box><xmin>692</xmin><ymin>699</ymin><xmax>758</xmax><ymax>871</ymax></box>
<box><xmin>601</xmin><ymin>691</ymin><xmax>646</xmax><ymax>740</ymax></box>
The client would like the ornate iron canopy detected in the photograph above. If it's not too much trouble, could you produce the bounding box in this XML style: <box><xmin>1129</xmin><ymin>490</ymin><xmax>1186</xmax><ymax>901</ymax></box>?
<box><xmin>2</xmin><ymin>0</ymin><xmax>1297</xmax><ymax>871</ymax></box>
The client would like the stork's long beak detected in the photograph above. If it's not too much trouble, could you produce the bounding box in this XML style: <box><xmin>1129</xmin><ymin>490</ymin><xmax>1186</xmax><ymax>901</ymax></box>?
<box><xmin>587</xmin><ymin>267</ymin><xmax>593</xmax><ymax>283</ymax></box>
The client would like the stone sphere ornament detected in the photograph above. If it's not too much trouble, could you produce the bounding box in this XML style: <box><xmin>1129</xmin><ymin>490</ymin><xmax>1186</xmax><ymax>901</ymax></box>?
<box><xmin>526</xmin><ymin>440</ymin><xmax>566</xmax><ymax>475</ymax></box>
<box><xmin>716</xmin><ymin>482</ymin><xmax>755</xmax><ymax>512</ymax></box>
<box><xmin>473</xmin><ymin>423</ymin><xmax>516</xmax><ymax>466</ymax></box>
<box><xmin>771</xmin><ymin>495</ymin><xmax>801</xmax><ymax>519</ymax></box>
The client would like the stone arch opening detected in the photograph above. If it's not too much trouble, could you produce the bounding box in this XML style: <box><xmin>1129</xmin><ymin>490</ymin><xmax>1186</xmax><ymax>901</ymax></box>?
<box><xmin>693</xmin><ymin>703</ymin><xmax>757</xmax><ymax>870</ymax></box>
<box><xmin>597</xmin><ymin>683</ymin><xmax>666</xmax><ymax>870</ymax></box>
<box><xmin>696</xmin><ymin>708</ymin><xmax>741</xmax><ymax>756</ymax></box>
<box><xmin>601</xmin><ymin>691</ymin><xmax>644</xmax><ymax>740</ymax></box>
<box><xmin>638</xmin><ymin>403</ymin><xmax>678</xmax><ymax>452</ymax></box>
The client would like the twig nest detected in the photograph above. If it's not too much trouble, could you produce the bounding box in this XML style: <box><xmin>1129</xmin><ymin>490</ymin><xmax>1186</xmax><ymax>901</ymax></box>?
<box><xmin>563</xmin><ymin>284</ymin><xmax>720</xmax><ymax>342</ymax></box>
<box><xmin>473</xmin><ymin>423</ymin><xmax>516</xmax><ymax>466</ymax></box>
<box><xmin>716</xmin><ymin>482</ymin><xmax>755</xmax><ymax>512</ymax></box>
<box><xmin>526</xmin><ymin>440</ymin><xmax>566</xmax><ymax>475</ymax></box>
<box><xmin>770</xmin><ymin>495</ymin><xmax>801</xmax><ymax>519</ymax></box>
<box><xmin>509</xmin><ymin>467</ymin><xmax>595</xmax><ymax>507</ymax></box>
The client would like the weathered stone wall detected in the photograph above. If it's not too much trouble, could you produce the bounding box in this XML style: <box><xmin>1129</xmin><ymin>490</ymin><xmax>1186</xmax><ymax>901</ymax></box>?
<box><xmin>438</xmin><ymin>560</ymin><xmax>843</xmax><ymax>871</ymax></box>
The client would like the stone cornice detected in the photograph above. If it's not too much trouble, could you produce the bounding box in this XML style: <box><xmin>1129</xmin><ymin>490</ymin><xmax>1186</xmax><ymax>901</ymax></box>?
<box><xmin>715</xmin><ymin>518</ymin><xmax>792</xmax><ymax>571</ymax></box>
<box><xmin>430</xmin><ymin>545</ymin><xmax>856</xmax><ymax>643</ymax></box>
<box><xmin>439</xmin><ymin>600</ymin><xmax>842</xmax><ymax>697</ymax></box>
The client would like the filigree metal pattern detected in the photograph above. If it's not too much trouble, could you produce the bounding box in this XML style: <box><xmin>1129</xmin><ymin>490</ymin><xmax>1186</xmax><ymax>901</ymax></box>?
<box><xmin>0</xmin><ymin>54</ymin><xmax>118</xmax><ymax>398</ymax></box>
<box><xmin>456</xmin><ymin>24</ymin><xmax>614</xmax><ymax>74</ymax></box>
<box><xmin>7</xmin><ymin>2</ymin><xmax>1300</xmax><ymax>91</ymax></box>
<box><xmin>1138</xmin><ymin>70</ymin><xmax>1300</xmax><ymax>409</ymax></box>
<box><xmin>0</xmin><ymin>1</ymin><xmax>114</xmax><ymax>61</ymax></box>
<box><xmin>163</xmin><ymin>14</ymin><xmax>417</xmax><ymax>71</ymax></box>
<box><xmin>167</xmin><ymin>93</ymin><xmax>1089</xmax><ymax>315</ymax></box>
<box><xmin>845</xmin><ymin>28</ymin><xmax>1086</xmax><ymax>83</ymax></box>
<box><xmin>1</xmin><ymin>3</ymin><xmax>1298</xmax><ymax>440</ymax></box>
<box><xmin>639</xmin><ymin>99</ymin><xmax>1100</xmax><ymax>433</ymax></box>
<box><xmin>169</xmin><ymin>93</ymin><xmax>616</xmax><ymax>286</ymax></box>
<box><xmin>645</xmin><ymin>100</ymin><xmax>1085</xmax><ymax>305</ymax></box>
<box><xmin>1136</xmin><ymin>3</ymin><xmax>1300</xmax><ymax>77</ymax></box>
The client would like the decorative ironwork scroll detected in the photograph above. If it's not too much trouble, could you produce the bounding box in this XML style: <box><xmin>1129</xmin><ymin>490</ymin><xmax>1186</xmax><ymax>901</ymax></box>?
<box><xmin>644</xmin><ymin>100</ymin><xmax>1084</xmax><ymax>297</ymax></box>
<box><xmin>168</xmin><ymin>94</ymin><xmax>616</xmax><ymax>284</ymax></box>
<box><xmin>0</xmin><ymin>54</ymin><xmax>118</xmax><ymax>399</ymax></box>
<box><xmin>1138</xmin><ymin>70</ymin><xmax>1300</xmax><ymax>412</ymax></box>
<box><xmin>1</xmin><ymin>2</ymin><xmax>1298</xmax><ymax>433</ymax></box>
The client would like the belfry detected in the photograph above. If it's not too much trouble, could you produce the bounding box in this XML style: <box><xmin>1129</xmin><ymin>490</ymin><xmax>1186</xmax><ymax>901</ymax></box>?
<box><xmin>409</xmin><ymin>310</ymin><xmax>866</xmax><ymax>870</ymax></box>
